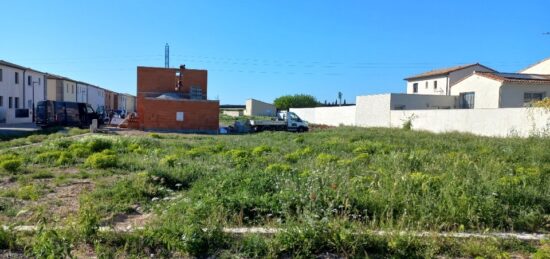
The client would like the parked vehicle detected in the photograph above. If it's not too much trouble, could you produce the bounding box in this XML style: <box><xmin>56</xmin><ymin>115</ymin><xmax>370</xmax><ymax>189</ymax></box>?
<box><xmin>35</xmin><ymin>100</ymin><xmax>101</xmax><ymax>128</ymax></box>
<box><xmin>95</xmin><ymin>106</ymin><xmax>111</xmax><ymax>124</ymax></box>
<box><xmin>248</xmin><ymin>111</ymin><xmax>309</xmax><ymax>132</ymax></box>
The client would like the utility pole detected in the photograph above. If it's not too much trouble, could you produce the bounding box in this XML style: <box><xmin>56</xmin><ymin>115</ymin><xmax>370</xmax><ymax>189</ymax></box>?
<box><xmin>338</xmin><ymin>92</ymin><xmax>343</xmax><ymax>106</ymax></box>
<box><xmin>165</xmin><ymin>43</ymin><xmax>169</xmax><ymax>68</ymax></box>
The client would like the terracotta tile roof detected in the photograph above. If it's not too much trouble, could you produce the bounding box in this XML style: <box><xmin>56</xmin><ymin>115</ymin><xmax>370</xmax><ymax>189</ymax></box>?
<box><xmin>475</xmin><ymin>72</ymin><xmax>550</xmax><ymax>84</ymax></box>
<box><xmin>404</xmin><ymin>63</ymin><xmax>496</xmax><ymax>80</ymax></box>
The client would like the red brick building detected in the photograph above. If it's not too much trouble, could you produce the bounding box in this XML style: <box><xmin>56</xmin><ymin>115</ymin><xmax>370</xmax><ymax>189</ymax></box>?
<box><xmin>136</xmin><ymin>65</ymin><xmax>219</xmax><ymax>132</ymax></box>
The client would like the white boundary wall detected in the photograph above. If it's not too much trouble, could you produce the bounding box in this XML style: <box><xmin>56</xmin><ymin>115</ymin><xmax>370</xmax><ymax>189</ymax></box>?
<box><xmin>390</xmin><ymin>108</ymin><xmax>550</xmax><ymax>137</ymax></box>
<box><xmin>291</xmin><ymin>94</ymin><xmax>550</xmax><ymax>137</ymax></box>
<box><xmin>290</xmin><ymin>106</ymin><xmax>356</xmax><ymax>126</ymax></box>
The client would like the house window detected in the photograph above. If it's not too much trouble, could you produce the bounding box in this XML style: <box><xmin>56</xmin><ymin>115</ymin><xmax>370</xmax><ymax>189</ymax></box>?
<box><xmin>459</xmin><ymin>92</ymin><xmax>475</xmax><ymax>109</ymax></box>
<box><xmin>15</xmin><ymin>72</ymin><xmax>19</xmax><ymax>84</ymax></box>
<box><xmin>0</xmin><ymin>96</ymin><xmax>3</xmax><ymax>107</ymax></box>
<box><xmin>0</xmin><ymin>69</ymin><xmax>3</xmax><ymax>82</ymax></box>
<box><xmin>72</xmin><ymin>85</ymin><xmax>74</xmax><ymax>94</ymax></box>
<box><xmin>190</xmin><ymin>86</ymin><xmax>203</xmax><ymax>99</ymax></box>
<box><xmin>413</xmin><ymin>83</ymin><xmax>418</xmax><ymax>93</ymax></box>
<box><xmin>9</xmin><ymin>97</ymin><xmax>12</xmax><ymax>108</ymax></box>
<box><xmin>15</xmin><ymin>97</ymin><xmax>19</xmax><ymax>109</ymax></box>
<box><xmin>28</xmin><ymin>75</ymin><xmax>32</xmax><ymax>86</ymax></box>
<box><xmin>38</xmin><ymin>78</ymin><xmax>41</xmax><ymax>84</ymax></box>
<box><xmin>425</xmin><ymin>81</ymin><xmax>428</xmax><ymax>89</ymax></box>
<box><xmin>434</xmin><ymin>81</ymin><xmax>438</xmax><ymax>89</ymax></box>
<box><xmin>524</xmin><ymin>92</ymin><xmax>545</xmax><ymax>106</ymax></box>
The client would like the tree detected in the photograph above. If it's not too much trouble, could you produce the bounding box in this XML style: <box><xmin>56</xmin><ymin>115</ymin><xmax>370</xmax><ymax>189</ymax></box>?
<box><xmin>273</xmin><ymin>94</ymin><xmax>319</xmax><ymax>110</ymax></box>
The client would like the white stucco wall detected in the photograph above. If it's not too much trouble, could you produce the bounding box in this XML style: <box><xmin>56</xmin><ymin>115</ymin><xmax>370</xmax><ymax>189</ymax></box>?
<box><xmin>290</xmin><ymin>106</ymin><xmax>356</xmax><ymax>126</ymax></box>
<box><xmin>450</xmin><ymin>74</ymin><xmax>502</xmax><ymax>108</ymax></box>
<box><xmin>520</xmin><ymin>58</ymin><xmax>550</xmax><ymax>75</ymax></box>
<box><xmin>23</xmin><ymin>71</ymin><xmax>46</xmax><ymax>121</ymax></box>
<box><xmin>0</xmin><ymin>65</ymin><xmax>24</xmax><ymax>123</ymax></box>
<box><xmin>355</xmin><ymin>94</ymin><xmax>392</xmax><ymax>127</ymax></box>
<box><xmin>390</xmin><ymin>108</ymin><xmax>550</xmax><ymax>137</ymax></box>
<box><xmin>245</xmin><ymin>99</ymin><xmax>276</xmax><ymax>116</ymax></box>
<box><xmin>499</xmin><ymin>83</ymin><xmax>550</xmax><ymax>108</ymax></box>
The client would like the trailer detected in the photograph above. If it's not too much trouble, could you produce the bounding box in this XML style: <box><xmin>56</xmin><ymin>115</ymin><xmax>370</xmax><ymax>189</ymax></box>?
<box><xmin>248</xmin><ymin>111</ymin><xmax>308</xmax><ymax>132</ymax></box>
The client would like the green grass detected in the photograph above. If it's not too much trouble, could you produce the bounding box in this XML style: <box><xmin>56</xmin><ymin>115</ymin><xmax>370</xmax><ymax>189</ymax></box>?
<box><xmin>0</xmin><ymin>127</ymin><xmax>549</xmax><ymax>257</ymax></box>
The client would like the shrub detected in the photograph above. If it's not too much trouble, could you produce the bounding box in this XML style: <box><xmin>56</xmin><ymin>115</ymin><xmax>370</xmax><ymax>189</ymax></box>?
<box><xmin>55</xmin><ymin>152</ymin><xmax>74</xmax><ymax>166</ymax></box>
<box><xmin>316</xmin><ymin>153</ymin><xmax>339</xmax><ymax>164</ymax></box>
<box><xmin>86</xmin><ymin>138</ymin><xmax>113</xmax><ymax>153</ymax></box>
<box><xmin>35</xmin><ymin>151</ymin><xmax>62</xmax><ymax>163</ymax></box>
<box><xmin>32</xmin><ymin>226</ymin><xmax>73</xmax><ymax>258</ymax></box>
<box><xmin>252</xmin><ymin>145</ymin><xmax>272</xmax><ymax>156</ymax></box>
<box><xmin>266</xmin><ymin>163</ymin><xmax>292</xmax><ymax>174</ymax></box>
<box><xmin>1</xmin><ymin>159</ymin><xmax>23</xmax><ymax>173</ymax></box>
<box><xmin>17</xmin><ymin>184</ymin><xmax>42</xmax><ymax>200</ymax></box>
<box><xmin>160</xmin><ymin>155</ymin><xmax>178</xmax><ymax>167</ymax></box>
<box><xmin>85</xmin><ymin>150</ymin><xmax>117</xmax><ymax>169</ymax></box>
<box><xmin>149</xmin><ymin>133</ymin><xmax>162</xmax><ymax>139</ymax></box>
<box><xmin>0</xmin><ymin>228</ymin><xmax>15</xmax><ymax>249</ymax></box>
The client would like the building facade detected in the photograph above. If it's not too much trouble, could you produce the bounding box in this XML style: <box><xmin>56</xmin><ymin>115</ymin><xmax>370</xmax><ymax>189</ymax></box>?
<box><xmin>244</xmin><ymin>98</ymin><xmax>276</xmax><ymax>116</ymax></box>
<box><xmin>137</xmin><ymin>65</ymin><xmax>219</xmax><ymax>132</ymax></box>
<box><xmin>0</xmin><ymin>60</ymin><xmax>46</xmax><ymax>123</ymax></box>
<box><xmin>405</xmin><ymin>63</ymin><xmax>495</xmax><ymax>95</ymax></box>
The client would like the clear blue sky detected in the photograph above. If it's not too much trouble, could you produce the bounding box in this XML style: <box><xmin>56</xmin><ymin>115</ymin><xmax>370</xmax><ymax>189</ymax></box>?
<box><xmin>1</xmin><ymin>0</ymin><xmax>549</xmax><ymax>104</ymax></box>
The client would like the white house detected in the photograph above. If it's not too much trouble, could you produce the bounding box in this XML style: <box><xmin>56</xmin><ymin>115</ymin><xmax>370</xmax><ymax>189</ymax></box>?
<box><xmin>519</xmin><ymin>57</ymin><xmax>550</xmax><ymax>75</ymax></box>
<box><xmin>405</xmin><ymin>63</ymin><xmax>496</xmax><ymax>95</ymax></box>
<box><xmin>0</xmin><ymin>60</ymin><xmax>46</xmax><ymax>124</ymax></box>
<box><xmin>451</xmin><ymin>72</ymin><xmax>550</xmax><ymax>108</ymax></box>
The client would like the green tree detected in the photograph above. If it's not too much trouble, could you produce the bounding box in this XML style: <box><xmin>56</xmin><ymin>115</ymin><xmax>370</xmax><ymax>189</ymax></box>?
<box><xmin>273</xmin><ymin>94</ymin><xmax>319</xmax><ymax>110</ymax></box>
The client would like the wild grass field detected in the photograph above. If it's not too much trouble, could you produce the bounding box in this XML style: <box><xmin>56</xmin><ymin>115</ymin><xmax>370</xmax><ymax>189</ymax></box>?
<box><xmin>0</xmin><ymin>127</ymin><xmax>549</xmax><ymax>258</ymax></box>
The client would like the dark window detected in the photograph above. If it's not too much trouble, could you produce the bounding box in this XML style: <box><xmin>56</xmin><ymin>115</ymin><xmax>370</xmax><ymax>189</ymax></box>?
<box><xmin>9</xmin><ymin>97</ymin><xmax>13</xmax><ymax>108</ymax></box>
<box><xmin>14</xmin><ymin>97</ymin><xmax>19</xmax><ymax>109</ymax></box>
<box><xmin>28</xmin><ymin>75</ymin><xmax>32</xmax><ymax>86</ymax></box>
<box><xmin>15</xmin><ymin>72</ymin><xmax>19</xmax><ymax>84</ymax></box>
<box><xmin>413</xmin><ymin>83</ymin><xmax>418</xmax><ymax>93</ymax></box>
<box><xmin>0</xmin><ymin>69</ymin><xmax>3</xmax><ymax>82</ymax></box>
<box><xmin>72</xmin><ymin>85</ymin><xmax>74</xmax><ymax>94</ymax></box>
<box><xmin>524</xmin><ymin>92</ymin><xmax>545</xmax><ymax>106</ymax></box>
<box><xmin>425</xmin><ymin>81</ymin><xmax>428</xmax><ymax>89</ymax></box>
<box><xmin>434</xmin><ymin>81</ymin><xmax>438</xmax><ymax>89</ymax></box>
<box><xmin>38</xmin><ymin>77</ymin><xmax>41</xmax><ymax>84</ymax></box>
<box><xmin>0</xmin><ymin>96</ymin><xmax>3</xmax><ymax>107</ymax></box>
<box><xmin>459</xmin><ymin>92</ymin><xmax>475</xmax><ymax>109</ymax></box>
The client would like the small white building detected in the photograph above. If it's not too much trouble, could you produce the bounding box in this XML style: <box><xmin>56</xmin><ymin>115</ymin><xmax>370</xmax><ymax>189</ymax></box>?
<box><xmin>451</xmin><ymin>72</ymin><xmax>550</xmax><ymax>109</ymax></box>
<box><xmin>245</xmin><ymin>98</ymin><xmax>276</xmax><ymax>116</ymax></box>
<box><xmin>405</xmin><ymin>63</ymin><xmax>495</xmax><ymax>95</ymax></box>
<box><xmin>0</xmin><ymin>60</ymin><xmax>46</xmax><ymax>124</ymax></box>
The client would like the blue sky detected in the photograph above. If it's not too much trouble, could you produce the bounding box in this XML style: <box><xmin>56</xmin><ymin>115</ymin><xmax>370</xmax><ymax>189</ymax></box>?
<box><xmin>1</xmin><ymin>1</ymin><xmax>549</xmax><ymax>104</ymax></box>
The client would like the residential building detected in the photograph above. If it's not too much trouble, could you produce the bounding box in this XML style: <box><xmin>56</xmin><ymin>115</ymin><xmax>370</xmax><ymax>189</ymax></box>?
<box><xmin>76</xmin><ymin>82</ymin><xmax>88</xmax><ymax>103</ymax></box>
<box><xmin>0</xmin><ymin>60</ymin><xmax>46</xmax><ymax>124</ymax></box>
<box><xmin>63</xmin><ymin>78</ymin><xmax>77</xmax><ymax>102</ymax></box>
<box><xmin>87</xmin><ymin>85</ymin><xmax>106</xmax><ymax>111</ymax></box>
<box><xmin>244</xmin><ymin>98</ymin><xmax>276</xmax><ymax>116</ymax></box>
<box><xmin>136</xmin><ymin>65</ymin><xmax>219</xmax><ymax>132</ymax></box>
<box><xmin>117</xmin><ymin>93</ymin><xmax>127</xmax><ymax>111</ymax></box>
<box><xmin>451</xmin><ymin>72</ymin><xmax>550</xmax><ymax>108</ymax></box>
<box><xmin>46</xmin><ymin>74</ymin><xmax>64</xmax><ymax>101</ymax></box>
<box><xmin>124</xmin><ymin>94</ymin><xmax>136</xmax><ymax>113</ymax></box>
<box><xmin>104</xmin><ymin>90</ymin><xmax>116</xmax><ymax>111</ymax></box>
<box><xmin>405</xmin><ymin>63</ymin><xmax>495</xmax><ymax>95</ymax></box>
<box><xmin>519</xmin><ymin>57</ymin><xmax>550</xmax><ymax>75</ymax></box>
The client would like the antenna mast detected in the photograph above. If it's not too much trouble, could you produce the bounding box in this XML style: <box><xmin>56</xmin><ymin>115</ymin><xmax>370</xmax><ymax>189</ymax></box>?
<box><xmin>165</xmin><ymin>43</ymin><xmax>169</xmax><ymax>68</ymax></box>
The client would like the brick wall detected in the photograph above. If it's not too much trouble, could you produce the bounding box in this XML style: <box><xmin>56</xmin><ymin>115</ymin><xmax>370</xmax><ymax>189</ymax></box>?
<box><xmin>136</xmin><ymin>66</ymin><xmax>218</xmax><ymax>131</ymax></box>
<box><xmin>137</xmin><ymin>97</ymin><xmax>219</xmax><ymax>131</ymax></box>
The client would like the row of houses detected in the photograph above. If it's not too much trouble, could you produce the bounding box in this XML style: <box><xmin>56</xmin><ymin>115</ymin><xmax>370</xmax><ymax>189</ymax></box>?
<box><xmin>0</xmin><ymin>60</ymin><xmax>136</xmax><ymax>124</ymax></box>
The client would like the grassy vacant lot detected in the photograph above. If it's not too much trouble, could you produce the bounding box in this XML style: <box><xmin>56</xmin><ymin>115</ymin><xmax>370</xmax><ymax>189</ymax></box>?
<box><xmin>0</xmin><ymin>127</ymin><xmax>549</xmax><ymax>258</ymax></box>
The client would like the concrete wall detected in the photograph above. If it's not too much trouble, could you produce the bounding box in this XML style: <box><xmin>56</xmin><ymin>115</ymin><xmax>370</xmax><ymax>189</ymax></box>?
<box><xmin>451</xmin><ymin>74</ymin><xmax>502</xmax><ymax>108</ymax></box>
<box><xmin>291</xmin><ymin>106</ymin><xmax>356</xmax><ymax>126</ymax></box>
<box><xmin>389</xmin><ymin>108</ymin><xmax>550</xmax><ymax>137</ymax></box>
<box><xmin>521</xmin><ymin>58</ymin><xmax>550</xmax><ymax>75</ymax></box>
<box><xmin>245</xmin><ymin>99</ymin><xmax>276</xmax><ymax>116</ymax></box>
<box><xmin>222</xmin><ymin>110</ymin><xmax>244</xmax><ymax>117</ymax></box>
